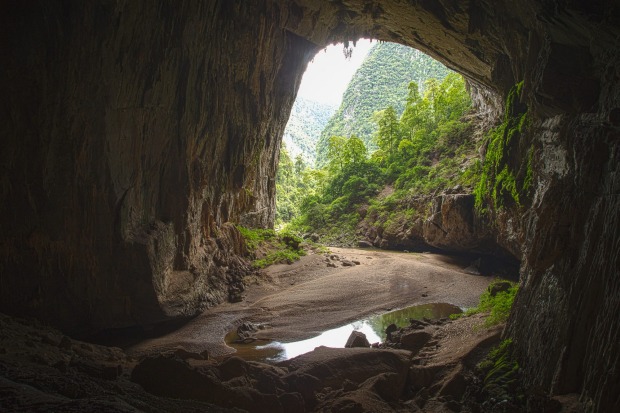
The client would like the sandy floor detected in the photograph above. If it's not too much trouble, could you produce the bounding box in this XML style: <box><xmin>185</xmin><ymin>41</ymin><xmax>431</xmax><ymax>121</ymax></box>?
<box><xmin>127</xmin><ymin>248</ymin><xmax>493</xmax><ymax>358</ymax></box>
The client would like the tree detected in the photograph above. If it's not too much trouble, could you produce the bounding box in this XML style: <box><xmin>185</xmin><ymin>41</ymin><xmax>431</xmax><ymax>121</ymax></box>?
<box><xmin>343</xmin><ymin>136</ymin><xmax>368</xmax><ymax>165</ymax></box>
<box><xmin>316</xmin><ymin>42</ymin><xmax>450</xmax><ymax>164</ymax></box>
<box><xmin>294</xmin><ymin>155</ymin><xmax>305</xmax><ymax>175</ymax></box>
<box><xmin>326</xmin><ymin>136</ymin><xmax>348</xmax><ymax>173</ymax></box>
<box><xmin>374</xmin><ymin>106</ymin><xmax>400</xmax><ymax>160</ymax></box>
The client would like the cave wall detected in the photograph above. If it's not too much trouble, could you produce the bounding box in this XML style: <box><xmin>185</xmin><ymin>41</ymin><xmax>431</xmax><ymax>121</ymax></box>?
<box><xmin>1</xmin><ymin>0</ymin><xmax>619</xmax><ymax>410</ymax></box>
<box><xmin>289</xmin><ymin>3</ymin><xmax>620</xmax><ymax>410</ymax></box>
<box><xmin>0</xmin><ymin>1</ymin><xmax>317</xmax><ymax>334</ymax></box>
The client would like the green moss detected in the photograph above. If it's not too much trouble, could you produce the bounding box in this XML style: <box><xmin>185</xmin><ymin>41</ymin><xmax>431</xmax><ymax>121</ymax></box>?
<box><xmin>494</xmin><ymin>167</ymin><xmax>520</xmax><ymax>207</ymax></box>
<box><xmin>475</xmin><ymin>81</ymin><xmax>530</xmax><ymax>212</ymax></box>
<box><xmin>463</xmin><ymin>279</ymin><xmax>519</xmax><ymax>327</ymax></box>
<box><xmin>237</xmin><ymin>226</ymin><xmax>307</xmax><ymax>268</ymax></box>
<box><xmin>477</xmin><ymin>339</ymin><xmax>522</xmax><ymax>404</ymax></box>
<box><xmin>522</xmin><ymin>145</ymin><xmax>534</xmax><ymax>193</ymax></box>
<box><xmin>236</xmin><ymin>226</ymin><xmax>276</xmax><ymax>251</ymax></box>
<box><xmin>253</xmin><ymin>248</ymin><xmax>306</xmax><ymax>268</ymax></box>
<box><xmin>504</xmin><ymin>80</ymin><xmax>524</xmax><ymax>121</ymax></box>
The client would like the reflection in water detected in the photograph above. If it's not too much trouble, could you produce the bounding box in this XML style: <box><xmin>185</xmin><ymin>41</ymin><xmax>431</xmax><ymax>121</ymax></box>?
<box><xmin>225</xmin><ymin>302</ymin><xmax>462</xmax><ymax>363</ymax></box>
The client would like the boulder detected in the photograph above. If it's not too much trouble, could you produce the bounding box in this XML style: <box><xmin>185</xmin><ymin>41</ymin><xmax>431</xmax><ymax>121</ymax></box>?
<box><xmin>280</xmin><ymin>347</ymin><xmax>411</xmax><ymax>391</ymax></box>
<box><xmin>358</xmin><ymin>240</ymin><xmax>373</xmax><ymax>248</ymax></box>
<box><xmin>464</xmin><ymin>258</ymin><xmax>482</xmax><ymax>275</ymax></box>
<box><xmin>400</xmin><ymin>331</ymin><xmax>432</xmax><ymax>353</ymax></box>
<box><xmin>130</xmin><ymin>356</ymin><xmax>220</xmax><ymax>400</ymax></box>
<box><xmin>345</xmin><ymin>331</ymin><xmax>370</xmax><ymax>348</ymax></box>
<box><xmin>488</xmin><ymin>281</ymin><xmax>512</xmax><ymax>296</ymax></box>
<box><xmin>385</xmin><ymin>324</ymin><xmax>399</xmax><ymax>342</ymax></box>
<box><xmin>408</xmin><ymin>319</ymin><xmax>429</xmax><ymax>330</ymax></box>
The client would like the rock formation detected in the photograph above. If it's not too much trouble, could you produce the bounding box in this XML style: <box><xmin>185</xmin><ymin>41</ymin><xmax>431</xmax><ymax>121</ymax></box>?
<box><xmin>0</xmin><ymin>1</ymin><xmax>318</xmax><ymax>334</ymax></box>
<box><xmin>1</xmin><ymin>0</ymin><xmax>619</xmax><ymax>411</ymax></box>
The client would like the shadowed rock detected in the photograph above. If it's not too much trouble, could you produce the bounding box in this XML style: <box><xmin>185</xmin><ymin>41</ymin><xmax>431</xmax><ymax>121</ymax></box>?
<box><xmin>345</xmin><ymin>331</ymin><xmax>371</xmax><ymax>348</ymax></box>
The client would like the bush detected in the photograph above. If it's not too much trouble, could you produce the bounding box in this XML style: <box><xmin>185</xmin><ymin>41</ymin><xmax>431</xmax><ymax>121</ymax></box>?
<box><xmin>236</xmin><ymin>226</ymin><xmax>276</xmax><ymax>251</ymax></box>
<box><xmin>279</xmin><ymin>231</ymin><xmax>303</xmax><ymax>250</ymax></box>
<box><xmin>237</xmin><ymin>226</ymin><xmax>308</xmax><ymax>268</ymax></box>
<box><xmin>452</xmin><ymin>279</ymin><xmax>518</xmax><ymax>327</ymax></box>
<box><xmin>253</xmin><ymin>248</ymin><xmax>306</xmax><ymax>269</ymax></box>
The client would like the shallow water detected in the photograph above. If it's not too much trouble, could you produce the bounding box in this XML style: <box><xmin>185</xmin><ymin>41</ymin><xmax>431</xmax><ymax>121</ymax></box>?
<box><xmin>224</xmin><ymin>302</ymin><xmax>462</xmax><ymax>363</ymax></box>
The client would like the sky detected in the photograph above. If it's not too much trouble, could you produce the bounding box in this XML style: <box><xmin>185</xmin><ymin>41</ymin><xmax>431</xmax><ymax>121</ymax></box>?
<box><xmin>296</xmin><ymin>39</ymin><xmax>374</xmax><ymax>106</ymax></box>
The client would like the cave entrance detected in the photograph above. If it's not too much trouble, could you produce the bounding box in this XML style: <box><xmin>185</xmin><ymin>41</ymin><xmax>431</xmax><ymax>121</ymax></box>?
<box><xmin>276</xmin><ymin>41</ymin><xmax>488</xmax><ymax>247</ymax></box>
<box><xmin>273</xmin><ymin>38</ymin><xmax>520</xmax><ymax>281</ymax></box>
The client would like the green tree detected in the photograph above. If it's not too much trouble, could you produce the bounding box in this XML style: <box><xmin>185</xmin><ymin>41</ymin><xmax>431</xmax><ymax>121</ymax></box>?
<box><xmin>276</xmin><ymin>145</ymin><xmax>298</xmax><ymax>223</ymax></box>
<box><xmin>374</xmin><ymin>106</ymin><xmax>400</xmax><ymax>161</ymax></box>
<box><xmin>294</xmin><ymin>155</ymin><xmax>306</xmax><ymax>175</ymax></box>
<box><xmin>316</xmin><ymin>43</ymin><xmax>450</xmax><ymax>166</ymax></box>
<box><xmin>343</xmin><ymin>135</ymin><xmax>368</xmax><ymax>165</ymax></box>
<box><xmin>326</xmin><ymin>136</ymin><xmax>348</xmax><ymax>173</ymax></box>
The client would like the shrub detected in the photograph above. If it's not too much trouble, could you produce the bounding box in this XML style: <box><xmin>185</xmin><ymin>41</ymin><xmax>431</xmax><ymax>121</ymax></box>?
<box><xmin>236</xmin><ymin>226</ymin><xmax>276</xmax><ymax>251</ymax></box>
<box><xmin>253</xmin><ymin>248</ymin><xmax>306</xmax><ymax>269</ymax></box>
<box><xmin>453</xmin><ymin>279</ymin><xmax>519</xmax><ymax>327</ymax></box>
<box><xmin>279</xmin><ymin>231</ymin><xmax>303</xmax><ymax>250</ymax></box>
<box><xmin>237</xmin><ymin>226</ymin><xmax>307</xmax><ymax>268</ymax></box>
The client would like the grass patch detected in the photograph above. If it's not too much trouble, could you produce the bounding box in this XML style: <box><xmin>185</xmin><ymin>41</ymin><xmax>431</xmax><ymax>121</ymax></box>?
<box><xmin>237</xmin><ymin>226</ymin><xmax>307</xmax><ymax>268</ymax></box>
<box><xmin>253</xmin><ymin>249</ymin><xmax>306</xmax><ymax>269</ymax></box>
<box><xmin>236</xmin><ymin>226</ymin><xmax>276</xmax><ymax>251</ymax></box>
<box><xmin>451</xmin><ymin>279</ymin><xmax>518</xmax><ymax>327</ymax></box>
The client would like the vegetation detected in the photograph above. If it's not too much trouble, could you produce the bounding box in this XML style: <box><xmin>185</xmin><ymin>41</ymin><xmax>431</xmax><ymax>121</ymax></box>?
<box><xmin>476</xmin><ymin>338</ymin><xmax>524</xmax><ymax>408</ymax></box>
<box><xmin>236</xmin><ymin>226</ymin><xmax>276</xmax><ymax>251</ymax></box>
<box><xmin>275</xmin><ymin>144</ymin><xmax>328</xmax><ymax>226</ymax></box>
<box><xmin>451</xmin><ymin>279</ymin><xmax>519</xmax><ymax>327</ymax></box>
<box><xmin>282</xmin><ymin>96</ymin><xmax>336</xmax><ymax>166</ymax></box>
<box><xmin>237</xmin><ymin>226</ymin><xmax>306</xmax><ymax>268</ymax></box>
<box><xmin>316</xmin><ymin>42</ymin><xmax>450</xmax><ymax>165</ymax></box>
<box><xmin>474</xmin><ymin>81</ymin><xmax>531</xmax><ymax>212</ymax></box>
<box><xmin>277</xmin><ymin>47</ymin><xmax>533</xmax><ymax>253</ymax></box>
<box><xmin>252</xmin><ymin>248</ymin><xmax>306</xmax><ymax>269</ymax></box>
<box><xmin>278</xmin><ymin>71</ymin><xmax>475</xmax><ymax>239</ymax></box>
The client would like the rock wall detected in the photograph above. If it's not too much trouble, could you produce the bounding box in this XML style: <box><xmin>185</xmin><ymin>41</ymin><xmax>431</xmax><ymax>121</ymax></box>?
<box><xmin>359</xmin><ymin>191</ymin><xmax>512</xmax><ymax>258</ymax></box>
<box><xmin>1</xmin><ymin>0</ymin><xmax>619</xmax><ymax>410</ymax></box>
<box><xmin>0</xmin><ymin>1</ymin><xmax>318</xmax><ymax>334</ymax></box>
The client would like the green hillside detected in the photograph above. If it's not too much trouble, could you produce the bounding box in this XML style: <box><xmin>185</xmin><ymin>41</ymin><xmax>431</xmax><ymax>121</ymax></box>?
<box><xmin>282</xmin><ymin>96</ymin><xmax>336</xmax><ymax>166</ymax></box>
<box><xmin>316</xmin><ymin>42</ymin><xmax>450</xmax><ymax>166</ymax></box>
<box><xmin>280</xmin><ymin>72</ymin><xmax>476</xmax><ymax>241</ymax></box>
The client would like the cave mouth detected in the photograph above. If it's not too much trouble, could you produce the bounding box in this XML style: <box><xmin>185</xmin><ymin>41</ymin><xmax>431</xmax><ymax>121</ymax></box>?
<box><xmin>275</xmin><ymin>39</ymin><xmax>521</xmax><ymax>281</ymax></box>
<box><xmin>2</xmin><ymin>1</ymin><xmax>618</xmax><ymax>410</ymax></box>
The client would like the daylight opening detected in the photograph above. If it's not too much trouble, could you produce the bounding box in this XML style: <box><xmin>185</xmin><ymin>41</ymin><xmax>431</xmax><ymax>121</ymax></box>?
<box><xmin>276</xmin><ymin>40</ymin><xmax>472</xmax><ymax>232</ymax></box>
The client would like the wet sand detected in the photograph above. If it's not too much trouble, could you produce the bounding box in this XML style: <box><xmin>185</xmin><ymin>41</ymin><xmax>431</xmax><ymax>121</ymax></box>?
<box><xmin>126</xmin><ymin>248</ymin><xmax>493</xmax><ymax>359</ymax></box>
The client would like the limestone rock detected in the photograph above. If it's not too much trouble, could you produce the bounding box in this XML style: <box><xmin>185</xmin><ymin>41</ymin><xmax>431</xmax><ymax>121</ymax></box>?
<box><xmin>345</xmin><ymin>331</ymin><xmax>370</xmax><ymax>348</ymax></box>
<box><xmin>399</xmin><ymin>331</ymin><xmax>432</xmax><ymax>354</ymax></box>
<box><xmin>131</xmin><ymin>356</ymin><xmax>219</xmax><ymax>400</ymax></box>
<box><xmin>1</xmin><ymin>1</ymin><xmax>620</xmax><ymax>410</ymax></box>
<box><xmin>280</xmin><ymin>346</ymin><xmax>411</xmax><ymax>391</ymax></box>
<box><xmin>488</xmin><ymin>281</ymin><xmax>512</xmax><ymax>296</ymax></box>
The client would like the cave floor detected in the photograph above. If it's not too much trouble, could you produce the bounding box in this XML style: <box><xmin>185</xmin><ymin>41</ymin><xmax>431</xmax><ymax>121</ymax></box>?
<box><xmin>127</xmin><ymin>248</ymin><xmax>493</xmax><ymax>360</ymax></box>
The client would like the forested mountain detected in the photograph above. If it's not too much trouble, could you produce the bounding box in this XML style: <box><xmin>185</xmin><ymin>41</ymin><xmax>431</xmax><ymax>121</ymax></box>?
<box><xmin>282</xmin><ymin>96</ymin><xmax>336</xmax><ymax>166</ymax></box>
<box><xmin>277</xmin><ymin>72</ymin><xmax>476</xmax><ymax>234</ymax></box>
<box><xmin>316</xmin><ymin>42</ymin><xmax>450</xmax><ymax>166</ymax></box>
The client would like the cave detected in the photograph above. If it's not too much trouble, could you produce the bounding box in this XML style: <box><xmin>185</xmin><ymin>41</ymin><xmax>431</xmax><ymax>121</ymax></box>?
<box><xmin>1</xmin><ymin>1</ymin><xmax>619</xmax><ymax>411</ymax></box>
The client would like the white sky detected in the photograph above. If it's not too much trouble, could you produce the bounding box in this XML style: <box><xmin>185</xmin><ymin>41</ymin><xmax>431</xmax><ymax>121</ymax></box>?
<box><xmin>297</xmin><ymin>39</ymin><xmax>374</xmax><ymax>106</ymax></box>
